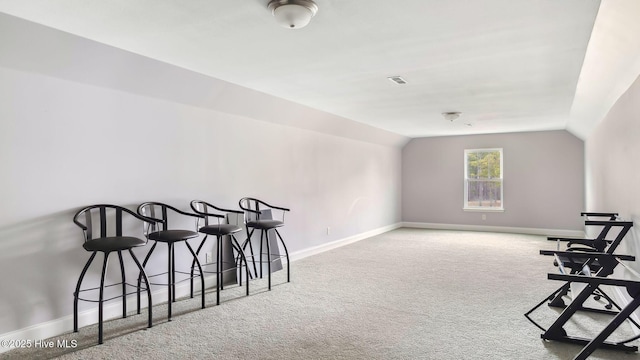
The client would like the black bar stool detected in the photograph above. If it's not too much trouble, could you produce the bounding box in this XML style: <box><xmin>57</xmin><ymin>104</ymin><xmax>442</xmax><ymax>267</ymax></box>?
<box><xmin>190</xmin><ymin>200</ymin><xmax>250</xmax><ymax>305</ymax></box>
<box><xmin>238</xmin><ymin>197</ymin><xmax>291</xmax><ymax>290</ymax></box>
<box><xmin>72</xmin><ymin>204</ymin><xmax>156</xmax><ymax>344</ymax></box>
<box><xmin>136</xmin><ymin>202</ymin><xmax>205</xmax><ymax>321</ymax></box>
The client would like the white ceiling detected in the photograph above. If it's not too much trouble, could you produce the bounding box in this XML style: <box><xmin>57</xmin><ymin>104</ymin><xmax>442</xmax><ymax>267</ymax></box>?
<box><xmin>0</xmin><ymin>0</ymin><xmax>638</xmax><ymax>139</ymax></box>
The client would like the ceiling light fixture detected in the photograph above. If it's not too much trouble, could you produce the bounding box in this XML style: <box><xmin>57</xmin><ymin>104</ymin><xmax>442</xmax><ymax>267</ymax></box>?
<box><xmin>268</xmin><ymin>0</ymin><xmax>318</xmax><ymax>29</ymax></box>
<box><xmin>442</xmin><ymin>112</ymin><xmax>461</xmax><ymax>122</ymax></box>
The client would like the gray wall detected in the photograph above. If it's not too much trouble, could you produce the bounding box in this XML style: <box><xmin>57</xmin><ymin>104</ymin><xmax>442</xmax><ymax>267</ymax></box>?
<box><xmin>0</xmin><ymin>15</ymin><xmax>402</xmax><ymax>335</ymax></box>
<box><xmin>402</xmin><ymin>130</ymin><xmax>584</xmax><ymax>230</ymax></box>
<box><xmin>585</xmin><ymin>73</ymin><xmax>640</xmax><ymax>271</ymax></box>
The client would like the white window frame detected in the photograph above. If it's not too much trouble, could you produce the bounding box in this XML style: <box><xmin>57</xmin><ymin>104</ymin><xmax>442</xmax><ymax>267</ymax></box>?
<box><xmin>464</xmin><ymin>148</ymin><xmax>504</xmax><ymax>211</ymax></box>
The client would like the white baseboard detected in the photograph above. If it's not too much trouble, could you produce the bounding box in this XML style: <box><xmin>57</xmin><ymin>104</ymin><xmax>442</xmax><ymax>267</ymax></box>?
<box><xmin>287</xmin><ymin>223</ymin><xmax>402</xmax><ymax>262</ymax></box>
<box><xmin>402</xmin><ymin>222</ymin><xmax>585</xmax><ymax>238</ymax></box>
<box><xmin>0</xmin><ymin>273</ymin><xmax>218</xmax><ymax>353</ymax></box>
<box><xmin>0</xmin><ymin>223</ymin><xmax>402</xmax><ymax>353</ymax></box>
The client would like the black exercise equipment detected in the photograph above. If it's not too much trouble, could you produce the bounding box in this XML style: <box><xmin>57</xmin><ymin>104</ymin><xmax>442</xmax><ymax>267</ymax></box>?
<box><xmin>547</xmin><ymin>212</ymin><xmax>621</xmax><ymax>253</ymax></box>
<box><xmin>540</xmin><ymin>252</ymin><xmax>640</xmax><ymax>359</ymax></box>
<box><xmin>535</xmin><ymin>214</ymin><xmax>633</xmax><ymax>312</ymax></box>
<box><xmin>525</xmin><ymin>212</ymin><xmax>640</xmax><ymax>358</ymax></box>
<box><xmin>72</xmin><ymin>204</ymin><xmax>156</xmax><ymax>344</ymax></box>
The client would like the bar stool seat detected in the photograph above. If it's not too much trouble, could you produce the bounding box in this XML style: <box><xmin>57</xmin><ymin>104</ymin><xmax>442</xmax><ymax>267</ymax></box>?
<box><xmin>246</xmin><ymin>220</ymin><xmax>284</xmax><ymax>229</ymax></box>
<box><xmin>199</xmin><ymin>224</ymin><xmax>242</xmax><ymax>236</ymax></box>
<box><xmin>148</xmin><ymin>229</ymin><xmax>199</xmax><ymax>242</ymax></box>
<box><xmin>83</xmin><ymin>236</ymin><xmax>146</xmax><ymax>252</ymax></box>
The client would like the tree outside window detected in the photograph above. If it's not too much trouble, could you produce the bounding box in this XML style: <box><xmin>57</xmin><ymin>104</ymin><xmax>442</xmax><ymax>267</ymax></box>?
<box><xmin>464</xmin><ymin>148</ymin><xmax>503</xmax><ymax>210</ymax></box>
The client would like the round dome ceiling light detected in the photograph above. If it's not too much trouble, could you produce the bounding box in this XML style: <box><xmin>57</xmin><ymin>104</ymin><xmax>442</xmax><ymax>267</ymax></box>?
<box><xmin>268</xmin><ymin>0</ymin><xmax>318</xmax><ymax>29</ymax></box>
<box><xmin>442</xmin><ymin>112</ymin><xmax>461</xmax><ymax>122</ymax></box>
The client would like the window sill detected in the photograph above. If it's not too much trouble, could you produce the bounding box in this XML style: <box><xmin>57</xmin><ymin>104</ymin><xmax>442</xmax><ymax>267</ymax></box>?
<box><xmin>463</xmin><ymin>207</ymin><xmax>504</xmax><ymax>212</ymax></box>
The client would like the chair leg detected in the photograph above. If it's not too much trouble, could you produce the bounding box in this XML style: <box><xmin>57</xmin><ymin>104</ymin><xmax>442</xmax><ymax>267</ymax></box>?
<box><xmin>219</xmin><ymin>236</ymin><xmax>225</xmax><ymax>291</ymax></box>
<box><xmin>259</xmin><ymin>230</ymin><xmax>264</xmax><ymax>279</ymax></box>
<box><xmin>230</xmin><ymin>237</ymin><xmax>246</xmax><ymax>286</ymax></box>
<box><xmin>243</xmin><ymin>228</ymin><xmax>258</xmax><ymax>277</ymax></box>
<box><xmin>137</xmin><ymin>242</ymin><xmax>157</xmax><ymax>314</ymax></box>
<box><xmin>275</xmin><ymin>229</ymin><xmax>290</xmax><ymax>282</ymax></box>
<box><xmin>232</xmin><ymin>242</ymin><xmax>242</xmax><ymax>287</ymax></box>
<box><xmin>594</xmin><ymin>286</ymin><xmax>614</xmax><ymax>310</ymax></box>
<box><xmin>232</xmin><ymin>235</ymin><xmax>250</xmax><ymax>297</ymax></box>
<box><xmin>171</xmin><ymin>245</ymin><xmax>176</xmax><ymax>303</ymax></box>
<box><xmin>129</xmin><ymin>249</ymin><xmax>153</xmax><ymax>329</ymax></box>
<box><xmin>98</xmin><ymin>252</ymin><xmax>110</xmax><ymax>344</ymax></box>
<box><xmin>167</xmin><ymin>242</ymin><xmax>174</xmax><ymax>321</ymax></box>
<box><xmin>185</xmin><ymin>241</ymin><xmax>205</xmax><ymax>309</ymax></box>
<box><xmin>74</xmin><ymin>252</ymin><xmax>97</xmax><ymax>333</ymax></box>
<box><xmin>117</xmin><ymin>251</ymin><xmax>127</xmax><ymax>318</ymax></box>
<box><xmin>236</xmin><ymin>246</ymin><xmax>255</xmax><ymax>281</ymax></box>
<box><xmin>266</xmin><ymin>230</ymin><xmax>272</xmax><ymax>290</ymax></box>
<box><xmin>216</xmin><ymin>235</ymin><xmax>222</xmax><ymax>305</ymax></box>
<box><xmin>548</xmin><ymin>282</ymin><xmax>571</xmax><ymax>308</ymax></box>
<box><xmin>190</xmin><ymin>235</ymin><xmax>208</xmax><ymax>298</ymax></box>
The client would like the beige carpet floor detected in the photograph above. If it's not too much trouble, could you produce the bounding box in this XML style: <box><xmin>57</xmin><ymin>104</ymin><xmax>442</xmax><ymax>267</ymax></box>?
<box><xmin>3</xmin><ymin>228</ymin><xmax>640</xmax><ymax>359</ymax></box>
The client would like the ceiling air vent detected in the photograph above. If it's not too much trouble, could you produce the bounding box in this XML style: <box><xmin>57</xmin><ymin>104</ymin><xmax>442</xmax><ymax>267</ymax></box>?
<box><xmin>387</xmin><ymin>76</ymin><xmax>407</xmax><ymax>85</ymax></box>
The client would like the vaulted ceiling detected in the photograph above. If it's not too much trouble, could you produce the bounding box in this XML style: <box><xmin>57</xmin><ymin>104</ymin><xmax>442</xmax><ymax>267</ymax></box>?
<box><xmin>1</xmin><ymin>0</ymin><xmax>639</xmax><ymax>139</ymax></box>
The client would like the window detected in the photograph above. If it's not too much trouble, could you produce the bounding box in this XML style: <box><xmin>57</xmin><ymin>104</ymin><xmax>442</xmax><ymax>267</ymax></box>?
<box><xmin>464</xmin><ymin>148</ymin><xmax>503</xmax><ymax>210</ymax></box>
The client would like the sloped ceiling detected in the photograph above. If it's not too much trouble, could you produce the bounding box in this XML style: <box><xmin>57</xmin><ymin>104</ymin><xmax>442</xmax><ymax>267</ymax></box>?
<box><xmin>0</xmin><ymin>0</ymin><xmax>639</xmax><ymax>139</ymax></box>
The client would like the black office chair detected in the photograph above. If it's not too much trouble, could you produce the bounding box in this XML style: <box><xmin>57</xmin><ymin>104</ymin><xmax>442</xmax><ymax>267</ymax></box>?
<box><xmin>136</xmin><ymin>202</ymin><xmax>205</xmax><ymax>321</ymax></box>
<box><xmin>238</xmin><ymin>197</ymin><xmax>291</xmax><ymax>290</ymax></box>
<box><xmin>190</xmin><ymin>200</ymin><xmax>250</xmax><ymax>305</ymax></box>
<box><xmin>72</xmin><ymin>204</ymin><xmax>155</xmax><ymax>344</ymax></box>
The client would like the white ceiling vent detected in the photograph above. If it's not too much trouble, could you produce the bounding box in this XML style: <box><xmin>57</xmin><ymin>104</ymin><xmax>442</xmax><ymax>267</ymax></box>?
<box><xmin>387</xmin><ymin>76</ymin><xmax>407</xmax><ymax>85</ymax></box>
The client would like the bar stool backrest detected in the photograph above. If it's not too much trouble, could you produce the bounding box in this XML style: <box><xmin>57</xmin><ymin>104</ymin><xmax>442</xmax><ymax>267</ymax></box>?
<box><xmin>73</xmin><ymin>204</ymin><xmax>152</xmax><ymax>242</ymax></box>
<box><xmin>239</xmin><ymin>197</ymin><xmax>289</xmax><ymax>223</ymax></box>
<box><xmin>238</xmin><ymin>197</ymin><xmax>262</xmax><ymax>224</ymax></box>
<box><xmin>137</xmin><ymin>202</ymin><xmax>202</xmax><ymax>236</ymax></box>
<box><xmin>190</xmin><ymin>200</ymin><xmax>243</xmax><ymax>227</ymax></box>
